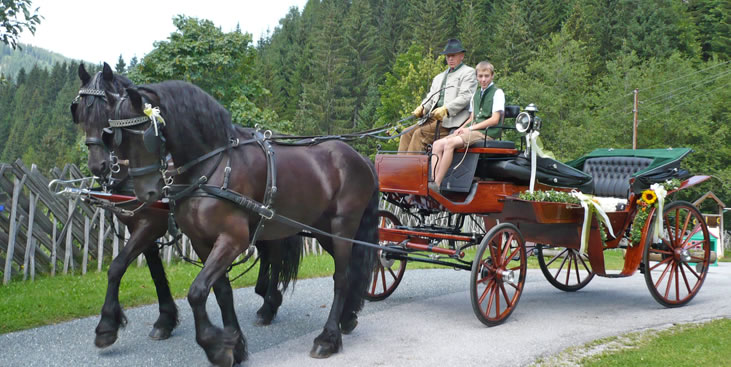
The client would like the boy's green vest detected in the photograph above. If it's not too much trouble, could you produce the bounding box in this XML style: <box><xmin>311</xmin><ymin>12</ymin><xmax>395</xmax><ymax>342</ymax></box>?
<box><xmin>472</xmin><ymin>84</ymin><xmax>500</xmax><ymax>139</ymax></box>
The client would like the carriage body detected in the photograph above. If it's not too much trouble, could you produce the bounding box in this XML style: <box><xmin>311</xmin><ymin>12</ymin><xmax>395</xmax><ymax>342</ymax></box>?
<box><xmin>372</xmin><ymin>109</ymin><xmax>713</xmax><ymax>326</ymax></box>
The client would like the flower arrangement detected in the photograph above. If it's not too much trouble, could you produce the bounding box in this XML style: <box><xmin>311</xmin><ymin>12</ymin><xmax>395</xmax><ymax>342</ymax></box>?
<box><xmin>629</xmin><ymin>179</ymin><xmax>681</xmax><ymax>245</ymax></box>
<box><xmin>518</xmin><ymin>190</ymin><xmax>580</xmax><ymax>204</ymax></box>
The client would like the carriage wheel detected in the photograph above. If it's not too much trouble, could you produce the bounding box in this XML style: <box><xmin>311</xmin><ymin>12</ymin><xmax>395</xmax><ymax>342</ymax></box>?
<box><xmin>643</xmin><ymin>201</ymin><xmax>711</xmax><ymax>307</ymax></box>
<box><xmin>365</xmin><ymin>210</ymin><xmax>408</xmax><ymax>301</ymax></box>
<box><xmin>537</xmin><ymin>245</ymin><xmax>594</xmax><ymax>292</ymax></box>
<box><xmin>470</xmin><ymin>223</ymin><xmax>527</xmax><ymax>326</ymax></box>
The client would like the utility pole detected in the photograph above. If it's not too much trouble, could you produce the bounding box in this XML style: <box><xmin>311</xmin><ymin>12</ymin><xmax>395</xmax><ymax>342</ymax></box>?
<box><xmin>633</xmin><ymin>89</ymin><xmax>639</xmax><ymax>149</ymax></box>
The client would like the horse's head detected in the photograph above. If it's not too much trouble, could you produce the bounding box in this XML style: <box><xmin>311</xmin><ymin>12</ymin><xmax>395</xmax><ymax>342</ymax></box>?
<box><xmin>105</xmin><ymin>87</ymin><xmax>167</xmax><ymax>203</ymax></box>
<box><xmin>71</xmin><ymin>62</ymin><xmax>133</xmax><ymax>177</ymax></box>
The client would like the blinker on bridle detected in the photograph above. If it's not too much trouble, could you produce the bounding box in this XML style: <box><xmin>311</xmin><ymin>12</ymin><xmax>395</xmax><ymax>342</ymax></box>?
<box><xmin>71</xmin><ymin>88</ymin><xmax>118</xmax><ymax>148</ymax></box>
<box><xmin>107</xmin><ymin>99</ymin><xmax>168</xmax><ymax>177</ymax></box>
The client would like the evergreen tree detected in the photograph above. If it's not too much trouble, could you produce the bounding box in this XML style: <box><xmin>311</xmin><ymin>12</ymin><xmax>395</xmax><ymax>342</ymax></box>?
<box><xmin>128</xmin><ymin>55</ymin><xmax>138</xmax><ymax>71</ymax></box>
<box><xmin>487</xmin><ymin>0</ymin><xmax>534</xmax><ymax>74</ymax></box>
<box><xmin>688</xmin><ymin>0</ymin><xmax>731</xmax><ymax>61</ymax></box>
<box><xmin>342</xmin><ymin>0</ymin><xmax>380</xmax><ymax>128</ymax></box>
<box><xmin>458</xmin><ymin>0</ymin><xmax>485</xmax><ymax>65</ymax></box>
<box><xmin>115</xmin><ymin>54</ymin><xmax>126</xmax><ymax>74</ymax></box>
<box><xmin>406</xmin><ymin>0</ymin><xmax>452</xmax><ymax>56</ymax></box>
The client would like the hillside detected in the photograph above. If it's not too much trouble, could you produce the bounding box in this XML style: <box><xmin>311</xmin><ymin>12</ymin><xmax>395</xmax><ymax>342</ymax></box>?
<box><xmin>0</xmin><ymin>43</ymin><xmax>74</xmax><ymax>82</ymax></box>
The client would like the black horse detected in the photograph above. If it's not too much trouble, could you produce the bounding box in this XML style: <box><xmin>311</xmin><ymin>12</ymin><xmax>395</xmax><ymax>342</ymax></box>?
<box><xmin>71</xmin><ymin>64</ymin><xmax>302</xmax><ymax>350</ymax></box>
<box><xmin>105</xmin><ymin>81</ymin><xmax>379</xmax><ymax>366</ymax></box>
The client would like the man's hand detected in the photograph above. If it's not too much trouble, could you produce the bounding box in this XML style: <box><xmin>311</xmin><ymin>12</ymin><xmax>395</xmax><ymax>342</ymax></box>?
<box><xmin>412</xmin><ymin>105</ymin><xmax>424</xmax><ymax>118</ymax></box>
<box><xmin>432</xmin><ymin>106</ymin><xmax>448</xmax><ymax>120</ymax></box>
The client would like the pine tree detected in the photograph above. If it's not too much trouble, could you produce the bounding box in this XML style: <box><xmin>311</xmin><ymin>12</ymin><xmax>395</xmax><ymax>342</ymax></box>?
<box><xmin>115</xmin><ymin>54</ymin><xmax>126</xmax><ymax>74</ymax></box>
<box><xmin>406</xmin><ymin>0</ymin><xmax>452</xmax><ymax>56</ymax></box>
<box><xmin>458</xmin><ymin>0</ymin><xmax>485</xmax><ymax>65</ymax></box>
<box><xmin>342</xmin><ymin>0</ymin><xmax>380</xmax><ymax>129</ymax></box>
<box><xmin>487</xmin><ymin>0</ymin><xmax>534</xmax><ymax>74</ymax></box>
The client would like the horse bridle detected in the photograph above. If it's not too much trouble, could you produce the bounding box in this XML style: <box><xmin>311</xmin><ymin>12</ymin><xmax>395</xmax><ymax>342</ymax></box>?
<box><xmin>107</xmin><ymin>98</ymin><xmax>167</xmax><ymax>179</ymax></box>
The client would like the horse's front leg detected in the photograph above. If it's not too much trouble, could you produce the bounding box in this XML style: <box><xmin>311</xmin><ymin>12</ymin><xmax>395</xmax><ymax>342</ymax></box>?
<box><xmin>188</xmin><ymin>235</ymin><xmax>248</xmax><ymax>367</ymax></box>
<box><xmin>95</xmin><ymin>221</ymin><xmax>164</xmax><ymax>348</ymax></box>
<box><xmin>310</xmin><ymin>234</ymin><xmax>352</xmax><ymax>359</ymax></box>
<box><xmin>212</xmin><ymin>275</ymin><xmax>246</xmax><ymax>364</ymax></box>
<box><xmin>142</xmin><ymin>245</ymin><xmax>179</xmax><ymax>340</ymax></box>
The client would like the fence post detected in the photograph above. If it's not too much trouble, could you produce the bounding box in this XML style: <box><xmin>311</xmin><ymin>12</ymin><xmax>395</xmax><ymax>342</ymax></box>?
<box><xmin>4</xmin><ymin>175</ymin><xmax>27</xmax><ymax>285</ymax></box>
<box><xmin>51</xmin><ymin>217</ymin><xmax>57</xmax><ymax>276</ymax></box>
<box><xmin>23</xmin><ymin>192</ymin><xmax>38</xmax><ymax>281</ymax></box>
<box><xmin>82</xmin><ymin>216</ymin><xmax>90</xmax><ymax>275</ymax></box>
<box><xmin>63</xmin><ymin>198</ymin><xmax>76</xmax><ymax>274</ymax></box>
<box><xmin>30</xmin><ymin>238</ymin><xmax>37</xmax><ymax>281</ymax></box>
<box><xmin>112</xmin><ymin>216</ymin><xmax>119</xmax><ymax>259</ymax></box>
<box><xmin>98</xmin><ymin>211</ymin><xmax>105</xmax><ymax>272</ymax></box>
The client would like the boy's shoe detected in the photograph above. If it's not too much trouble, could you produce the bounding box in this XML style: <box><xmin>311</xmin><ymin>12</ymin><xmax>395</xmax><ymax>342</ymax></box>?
<box><xmin>428</xmin><ymin>182</ymin><xmax>441</xmax><ymax>195</ymax></box>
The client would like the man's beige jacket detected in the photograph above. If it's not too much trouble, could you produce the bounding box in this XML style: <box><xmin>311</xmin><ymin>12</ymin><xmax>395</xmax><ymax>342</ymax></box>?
<box><xmin>421</xmin><ymin>65</ymin><xmax>477</xmax><ymax>129</ymax></box>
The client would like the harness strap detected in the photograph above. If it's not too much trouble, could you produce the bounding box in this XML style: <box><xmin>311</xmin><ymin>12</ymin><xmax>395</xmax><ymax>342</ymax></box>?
<box><xmin>169</xmin><ymin>137</ymin><xmax>251</xmax><ymax>176</ymax></box>
<box><xmin>199</xmin><ymin>185</ymin><xmax>409</xmax><ymax>256</ymax></box>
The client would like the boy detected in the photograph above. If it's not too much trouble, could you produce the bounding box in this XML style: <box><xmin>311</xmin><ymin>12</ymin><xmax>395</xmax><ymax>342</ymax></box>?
<box><xmin>429</xmin><ymin>61</ymin><xmax>505</xmax><ymax>193</ymax></box>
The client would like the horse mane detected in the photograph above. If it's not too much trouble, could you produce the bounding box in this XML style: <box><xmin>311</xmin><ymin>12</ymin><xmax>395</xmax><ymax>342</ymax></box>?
<box><xmin>138</xmin><ymin>81</ymin><xmax>238</xmax><ymax>150</ymax></box>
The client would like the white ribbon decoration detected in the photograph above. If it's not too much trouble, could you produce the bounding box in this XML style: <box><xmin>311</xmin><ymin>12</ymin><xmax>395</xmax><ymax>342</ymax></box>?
<box><xmin>143</xmin><ymin>103</ymin><xmax>166</xmax><ymax>136</ymax></box>
<box><xmin>650</xmin><ymin>183</ymin><xmax>667</xmax><ymax>243</ymax></box>
<box><xmin>526</xmin><ymin>131</ymin><xmax>552</xmax><ymax>193</ymax></box>
<box><xmin>571</xmin><ymin>191</ymin><xmax>616</xmax><ymax>254</ymax></box>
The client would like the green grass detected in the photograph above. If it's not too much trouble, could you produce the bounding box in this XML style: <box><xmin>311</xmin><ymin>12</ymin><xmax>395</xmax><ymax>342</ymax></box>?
<box><xmin>581</xmin><ymin>319</ymin><xmax>731</xmax><ymax>367</ymax></box>
<box><xmin>0</xmin><ymin>248</ymin><xmax>628</xmax><ymax>334</ymax></box>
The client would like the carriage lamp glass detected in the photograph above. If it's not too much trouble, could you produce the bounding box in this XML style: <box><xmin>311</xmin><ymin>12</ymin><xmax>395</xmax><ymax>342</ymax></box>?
<box><xmin>515</xmin><ymin>112</ymin><xmax>532</xmax><ymax>133</ymax></box>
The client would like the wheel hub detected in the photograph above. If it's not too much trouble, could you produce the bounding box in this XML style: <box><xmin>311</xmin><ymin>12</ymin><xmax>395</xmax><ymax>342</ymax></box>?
<box><xmin>378</xmin><ymin>249</ymin><xmax>395</xmax><ymax>268</ymax></box>
<box><xmin>674</xmin><ymin>248</ymin><xmax>691</xmax><ymax>263</ymax></box>
<box><xmin>498</xmin><ymin>269</ymin><xmax>516</xmax><ymax>286</ymax></box>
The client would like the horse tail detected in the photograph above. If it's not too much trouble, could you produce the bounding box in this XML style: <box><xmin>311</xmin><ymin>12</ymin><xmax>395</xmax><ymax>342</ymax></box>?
<box><xmin>277</xmin><ymin>235</ymin><xmax>303</xmax><ymax>293</ymax></box>
<box><xmin>343</xmin><ymin>188</ymin><xmax>379</xmax><ymax>316</ymax></box>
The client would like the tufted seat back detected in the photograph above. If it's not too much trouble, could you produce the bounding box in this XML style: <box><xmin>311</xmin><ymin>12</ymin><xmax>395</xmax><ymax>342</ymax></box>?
<box><xmin>583</xmin><ymin>157</ymin><xmax>653</xmax><ymax>198</ymax></box>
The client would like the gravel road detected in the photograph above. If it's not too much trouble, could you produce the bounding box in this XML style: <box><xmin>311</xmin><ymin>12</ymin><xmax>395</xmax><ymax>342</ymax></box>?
<box><xmin>1</xmin><ymin>264</ymin><xmax>729</xmax><ymax>367</ymax></box>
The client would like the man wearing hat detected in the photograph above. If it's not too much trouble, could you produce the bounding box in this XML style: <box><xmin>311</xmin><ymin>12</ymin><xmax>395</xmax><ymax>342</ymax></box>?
<box><xmin>398</xmin><ymin>38</ymin><xmax>477</xmax><ymax>153</ymax></box>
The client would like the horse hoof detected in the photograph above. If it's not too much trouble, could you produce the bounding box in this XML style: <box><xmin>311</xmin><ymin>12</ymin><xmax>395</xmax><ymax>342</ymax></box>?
<box><xmin>254</xmin><ymin>313</ymin><xmax>274</xmax><ymax>326</ymax></box>
<box><xmin>208</xmin><ymin>348</ymin><xmax>234</xmax><ymax>367</ymax></box>
<box><xmin>309</xmin><ymin>343</ymin><xmax>340</xmax><ymax>359</ymax></box>
<box><xmin>94</xmin><ymin>331</ymin><xmax>118</xmax><ymax>349</ymax></box>
<box><xmin>149</xmin><ymin>327</ymin><xmax>172</xmax><ymax>340</ymax></box>
<box><xmin>340</xmin><ymin>318</ymin><xmax>358</xmax><ymax>335</ymax></box>
<box><xmin>234</xmin><ymin>337</ymin><xmax>247</xmax><ymax>364</ymax></box>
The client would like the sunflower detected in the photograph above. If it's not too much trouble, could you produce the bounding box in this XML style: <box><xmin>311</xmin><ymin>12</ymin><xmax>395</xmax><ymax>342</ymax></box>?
<box><xmin>642</xmin><ymin>190</ymin><xmax>657</xmax><ymax>205</ymax></box>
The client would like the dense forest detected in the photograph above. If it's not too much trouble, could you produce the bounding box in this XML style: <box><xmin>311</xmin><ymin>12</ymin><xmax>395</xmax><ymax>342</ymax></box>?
<box><xmin>0</xmin><ymin>0</ymin><xmax>729</xmax><ymax>222</ymax></box>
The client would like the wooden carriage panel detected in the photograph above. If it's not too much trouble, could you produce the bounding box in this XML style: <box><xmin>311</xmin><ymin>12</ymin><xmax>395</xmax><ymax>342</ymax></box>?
<box><xmin>376</xmin><ymin>154</ymin><xmax>428</xmax><ymax>195</ymax></box>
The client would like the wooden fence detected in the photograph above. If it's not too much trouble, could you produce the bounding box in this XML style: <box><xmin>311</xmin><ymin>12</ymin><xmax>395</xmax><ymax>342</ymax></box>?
<box><xmin>0</xmin><ymin>159</ymin><xmax>328</xmax><ymax>285</ymax></box>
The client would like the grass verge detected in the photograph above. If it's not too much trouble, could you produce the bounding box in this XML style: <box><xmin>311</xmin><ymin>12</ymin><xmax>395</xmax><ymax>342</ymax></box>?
<box><xmin>533</xmin><ymin>318</ymin><xmax>731</xmax><ymax>366</ymax></box>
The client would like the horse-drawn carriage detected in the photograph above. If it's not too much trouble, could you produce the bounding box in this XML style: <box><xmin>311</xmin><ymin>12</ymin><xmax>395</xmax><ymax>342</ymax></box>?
<box><xmin>369</xmin><ymin>104</ymin><xmax>713</xmax><ymax>326</ymax></box>
<box><xmin>66</xmin><ymin>64</ymin><xmax>712</xmax><ymax>366</ymax></box>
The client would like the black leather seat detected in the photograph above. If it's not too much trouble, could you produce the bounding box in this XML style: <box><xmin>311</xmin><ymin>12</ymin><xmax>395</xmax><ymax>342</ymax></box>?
<box><xmin>582</xmin><ymin>157</ymin><xmax>653</xmax><ymax>198</ymax></box>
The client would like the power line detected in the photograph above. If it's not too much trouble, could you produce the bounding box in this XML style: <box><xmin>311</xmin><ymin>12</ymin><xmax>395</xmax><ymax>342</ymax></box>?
<box><xmin>640</xmin><ymin>60</ymin><xmax>730</xmax><ymax>91</ymax></box>
<box><xmin>640</xmin><ymin>69</ymin><xmax>731</xmax><ymax>108</ymax></box>
<box><xmin>652</xmin><ymin>81</ymin><xmax>729</xmax><ymax>116</ymax></box>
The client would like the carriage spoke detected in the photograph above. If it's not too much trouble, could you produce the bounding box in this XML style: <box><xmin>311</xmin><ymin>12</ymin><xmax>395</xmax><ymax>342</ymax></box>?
<box><xmin>387</xmin><ymin>266</ymin><xmax>398</xmax><ymax>280</ymax></box>
<box><xmin>651</xmin><ymin>248</ymin><xmax>673</xmax><ymax>255</ymax></box>
<box><xmin>674</xmin><ymin>263</ymin><xmax>680</xmax><ymax>301</ymax></box>
<box><xmin>649</xmin><ymin>255</ymin><xmax>672</xmax><ymax>271</ymax></box>
<box><xmin>545</xmin><ymin>248</ymin><xmax>568</xmax><ymax>267</ymax></box>
<box><xmin>499</xmin><ymin>283</ymin><xmax>511</xmax><ymax>307</ymax></box>
<box><xmin>494</xmin><ymin>284</ymin><xmax>500</xmax><ymax>318</ymax></box>
<box><xmin>565</xmin><ymin>252</ymin><xmax>573</xmax><ymax>285</ymax></box>
<box><xmin>479</xmin><ymin>279</ymin><xmax>495</xmax><ymax>305</ymax></box>
<box><xmin>380</xmin><ymin>267</ymin><xmax>387</xmax><ymax>292</ymax></box>
<box><xmin>505</xmin><ymin>246</ymin><xmax>520</xmax><ymax>265</ymax></box>
<box><xmin>554</xmin><ymin>253</ymin><xmax>570</xmax><ymax>279</ymax></box>
<box><xmin>573</xmin><ymin>253</ymin><xmax>581</xmax><ymax>284</ymax></box>
<box><xmin>484</xmin><ymin>281</ymin><xmax>496</xmax><ymax>315</ymax></box>
<box><xmin>681</xmin><ymin>262</ymin><xmax>701</xmax><ymax>280</ymax></box>
<box><xmin>654</xmin><ymin>259</ymin><xmax>673</xmax><ymax>288</ymax></box>
<box><xmin>577</xmin><ymin>253</ymin><xmax>592</xmax><ymax>273</ymax></box>
<box><xmin>664</xmin><ymin>263</ymin><xmax>677</xmax><ymax>299</ymax></box>
<box><xmin>679</xmin><ymin>264</ymin><xmax>692</xmax><ymax>294</ymax></box>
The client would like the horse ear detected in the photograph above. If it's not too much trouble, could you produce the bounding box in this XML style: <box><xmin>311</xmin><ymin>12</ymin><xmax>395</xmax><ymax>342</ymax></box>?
<box><xmin>102</xmin><ymin>62</ymin><xmax>114</xmax><ymax>82</ymax></box>
<box><xmin>126</xmin><ymin>88</ymin><xmax>144</xmax><ymax>111</ymax></box>
<box><xmin>78</xmin><ymin>63</ymin><xmax>91</xmax><ymax>85</ymax></box>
